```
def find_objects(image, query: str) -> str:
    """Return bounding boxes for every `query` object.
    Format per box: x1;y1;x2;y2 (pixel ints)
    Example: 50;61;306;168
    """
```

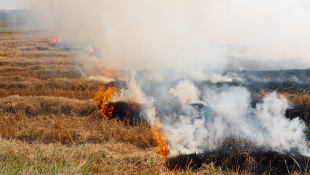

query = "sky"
0;0;23;10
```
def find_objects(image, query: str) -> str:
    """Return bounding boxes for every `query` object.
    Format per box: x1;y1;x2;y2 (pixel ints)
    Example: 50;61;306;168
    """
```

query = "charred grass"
166;138;310;174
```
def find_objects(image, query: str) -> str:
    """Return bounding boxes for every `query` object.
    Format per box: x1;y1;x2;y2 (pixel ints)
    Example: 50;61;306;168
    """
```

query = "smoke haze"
18;0;310;156
19;0;310;73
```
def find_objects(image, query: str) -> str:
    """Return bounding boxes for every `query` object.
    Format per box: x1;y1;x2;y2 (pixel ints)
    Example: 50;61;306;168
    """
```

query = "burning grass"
1;31;310;174
94;83;118;120
91;64;171;156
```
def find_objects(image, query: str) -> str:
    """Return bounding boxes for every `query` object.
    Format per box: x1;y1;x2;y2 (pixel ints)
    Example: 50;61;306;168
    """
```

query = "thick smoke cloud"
18;0;310;156
20;0;310;74
165;81;308;156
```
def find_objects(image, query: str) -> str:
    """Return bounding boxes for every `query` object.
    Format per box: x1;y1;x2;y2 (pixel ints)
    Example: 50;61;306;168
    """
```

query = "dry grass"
0;76;98;91
0;95;96;117
0;137;225;174
0;31;273;174
0;67;82;80
0;137;166;174
0;76;98;99
0;112;156;147
0;57;76;67
0;89;96;100
282;91;310;106
258;90;310;106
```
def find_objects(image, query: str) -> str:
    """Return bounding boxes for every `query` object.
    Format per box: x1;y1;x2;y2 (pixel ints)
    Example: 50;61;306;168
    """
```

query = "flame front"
49;36;57;44
92;62;169;155
49;31;61;44
92;63;125;120
128;100;140;110
92;64;125;80
94;83;117;120
151;116;170;156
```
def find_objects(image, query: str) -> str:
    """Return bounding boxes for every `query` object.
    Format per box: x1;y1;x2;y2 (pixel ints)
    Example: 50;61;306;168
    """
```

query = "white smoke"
210;72;243;83
165;82;309;156
169;79;200;103
17;0;310;156
19;0;310;74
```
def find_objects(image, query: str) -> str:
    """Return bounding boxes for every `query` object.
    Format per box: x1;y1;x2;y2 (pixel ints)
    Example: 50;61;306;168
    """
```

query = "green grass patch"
0;22;27;32
0;23;8;27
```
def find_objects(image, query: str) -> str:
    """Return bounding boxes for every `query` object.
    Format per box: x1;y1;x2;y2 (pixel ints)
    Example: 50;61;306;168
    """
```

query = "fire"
90;63;125;80
94;83;117;120
48;32;62;47
49;36;57;44
92;63;125;120
92;62;169;156
128;100;140;110
151;115;170;156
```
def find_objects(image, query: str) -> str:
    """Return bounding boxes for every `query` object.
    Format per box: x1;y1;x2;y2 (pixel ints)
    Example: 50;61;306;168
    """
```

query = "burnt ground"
238;69;310;84
166;149;308;174
106;101;147;125
129;68;310;173
166;137;309;174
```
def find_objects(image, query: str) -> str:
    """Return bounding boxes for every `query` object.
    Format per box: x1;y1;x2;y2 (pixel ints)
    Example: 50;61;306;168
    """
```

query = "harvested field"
1;30;310;174
0;31;224;174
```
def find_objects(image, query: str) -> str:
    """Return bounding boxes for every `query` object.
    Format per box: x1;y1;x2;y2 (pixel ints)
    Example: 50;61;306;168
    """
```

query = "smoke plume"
18;0;310;156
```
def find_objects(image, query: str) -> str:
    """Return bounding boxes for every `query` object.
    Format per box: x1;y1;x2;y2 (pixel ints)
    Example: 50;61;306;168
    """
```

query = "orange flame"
88;63;125;80
128;100;140;110
48;32;62;45
94;83;117;120
92;62;169;156
151;115;170;156
92;63;125;120
49;36;57;44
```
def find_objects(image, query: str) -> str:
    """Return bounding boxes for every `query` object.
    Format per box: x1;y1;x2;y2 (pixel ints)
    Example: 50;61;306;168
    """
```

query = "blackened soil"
245;82;310;94
103;101;147;125
167;150;308;174
239;68;310;84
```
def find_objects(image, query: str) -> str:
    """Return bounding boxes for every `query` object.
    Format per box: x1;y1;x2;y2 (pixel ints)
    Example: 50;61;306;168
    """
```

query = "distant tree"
0;11;8;20
0;9;30;21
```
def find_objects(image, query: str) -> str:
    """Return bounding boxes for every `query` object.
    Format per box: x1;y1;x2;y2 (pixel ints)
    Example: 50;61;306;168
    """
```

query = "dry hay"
0;95;97;117
0;112;157;147
0;76;98;91
2;31;308;174
0;137;169;174
0;57;76;67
